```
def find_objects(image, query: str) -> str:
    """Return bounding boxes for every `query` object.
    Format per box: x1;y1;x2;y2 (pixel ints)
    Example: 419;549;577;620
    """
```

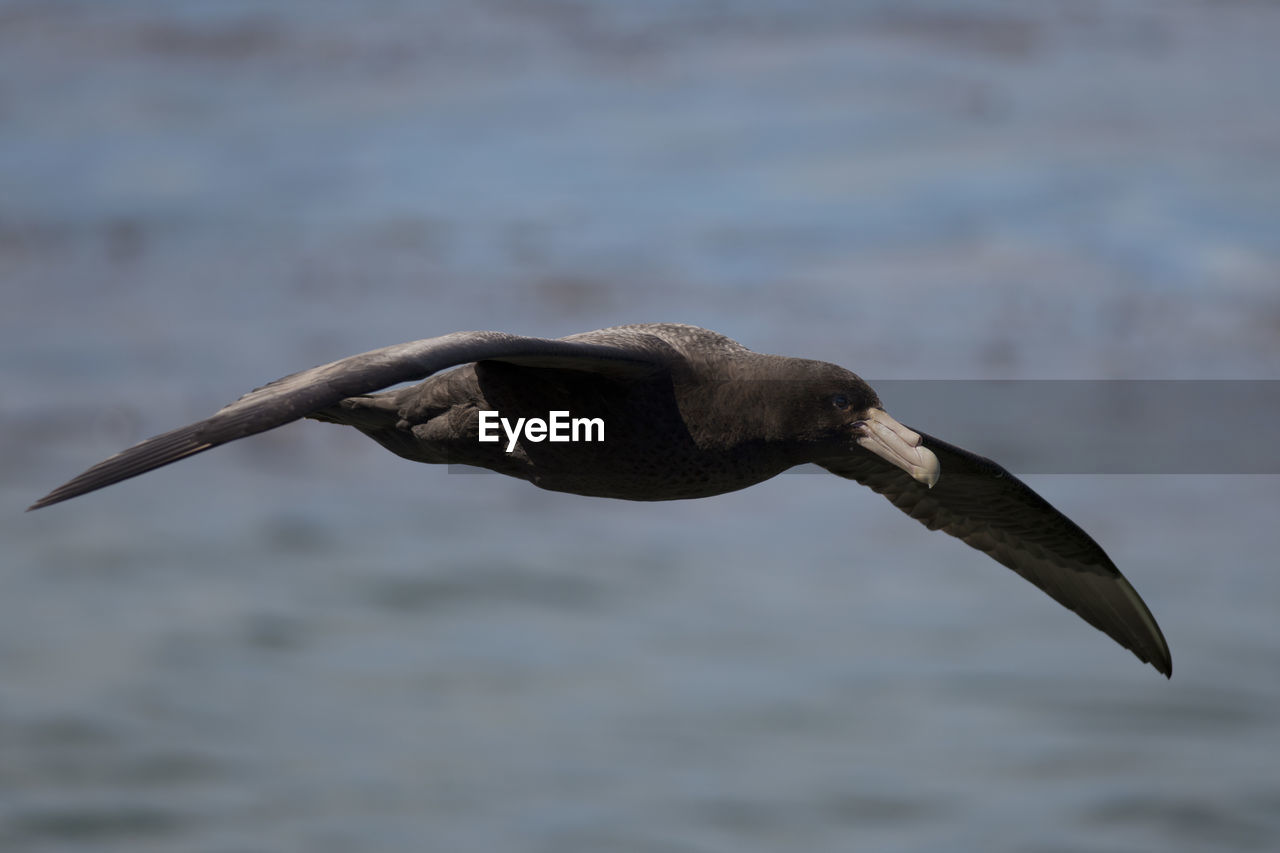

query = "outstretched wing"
821;430;1172;677
29;331;668;510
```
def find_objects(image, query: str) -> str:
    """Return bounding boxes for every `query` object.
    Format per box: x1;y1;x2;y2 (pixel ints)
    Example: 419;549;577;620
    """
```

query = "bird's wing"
29;331;669;510
820;430;1172;677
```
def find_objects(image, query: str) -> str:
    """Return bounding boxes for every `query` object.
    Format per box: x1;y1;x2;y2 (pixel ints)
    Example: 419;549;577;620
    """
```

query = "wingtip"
1140;645;1172;679
27;477;89;511
1146;617;1172;676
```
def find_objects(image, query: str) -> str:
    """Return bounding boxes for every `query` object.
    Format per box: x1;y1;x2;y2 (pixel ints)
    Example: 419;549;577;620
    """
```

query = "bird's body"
30;323;1172;677
314;324;872;500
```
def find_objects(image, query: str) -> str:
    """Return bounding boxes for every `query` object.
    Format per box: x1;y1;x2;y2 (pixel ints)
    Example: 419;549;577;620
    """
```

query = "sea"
3;2;1279;851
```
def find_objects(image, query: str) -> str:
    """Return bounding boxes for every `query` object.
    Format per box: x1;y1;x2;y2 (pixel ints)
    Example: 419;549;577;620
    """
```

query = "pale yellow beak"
853;408;940;488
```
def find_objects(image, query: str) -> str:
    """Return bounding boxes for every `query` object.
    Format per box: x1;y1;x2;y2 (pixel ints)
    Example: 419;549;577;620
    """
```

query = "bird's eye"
832;394;851;410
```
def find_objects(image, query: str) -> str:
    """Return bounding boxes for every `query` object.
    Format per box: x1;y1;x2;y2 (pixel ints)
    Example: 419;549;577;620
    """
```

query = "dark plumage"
29;323;1171;677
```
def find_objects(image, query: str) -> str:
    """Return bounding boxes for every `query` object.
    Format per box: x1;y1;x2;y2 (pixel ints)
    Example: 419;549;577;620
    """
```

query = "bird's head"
782;362;940;489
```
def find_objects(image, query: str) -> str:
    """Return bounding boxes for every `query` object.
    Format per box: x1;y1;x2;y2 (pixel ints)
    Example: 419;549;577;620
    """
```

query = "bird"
29;322;1171;677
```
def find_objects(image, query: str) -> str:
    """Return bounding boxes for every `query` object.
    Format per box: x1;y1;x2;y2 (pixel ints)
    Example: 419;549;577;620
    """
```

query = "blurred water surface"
3;1;1279;851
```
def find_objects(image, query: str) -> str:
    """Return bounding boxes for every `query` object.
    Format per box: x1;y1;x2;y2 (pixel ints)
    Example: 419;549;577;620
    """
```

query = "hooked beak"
853;408;940;488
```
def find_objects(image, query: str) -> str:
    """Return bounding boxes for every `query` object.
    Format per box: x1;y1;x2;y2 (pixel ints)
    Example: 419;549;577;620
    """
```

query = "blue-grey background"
3;2;1279;851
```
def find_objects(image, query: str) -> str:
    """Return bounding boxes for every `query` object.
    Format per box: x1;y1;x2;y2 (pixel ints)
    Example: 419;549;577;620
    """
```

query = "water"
4;1;1280;851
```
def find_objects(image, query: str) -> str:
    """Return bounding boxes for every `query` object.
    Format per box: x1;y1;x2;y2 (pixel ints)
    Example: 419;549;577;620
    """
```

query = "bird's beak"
853;408;940;488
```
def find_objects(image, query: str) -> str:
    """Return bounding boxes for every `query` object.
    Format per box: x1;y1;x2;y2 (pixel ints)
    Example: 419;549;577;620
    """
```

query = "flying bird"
30;323;1171;677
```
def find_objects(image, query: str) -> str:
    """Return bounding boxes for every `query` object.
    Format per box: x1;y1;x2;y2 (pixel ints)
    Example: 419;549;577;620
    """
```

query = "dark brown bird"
29;323;1171;677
